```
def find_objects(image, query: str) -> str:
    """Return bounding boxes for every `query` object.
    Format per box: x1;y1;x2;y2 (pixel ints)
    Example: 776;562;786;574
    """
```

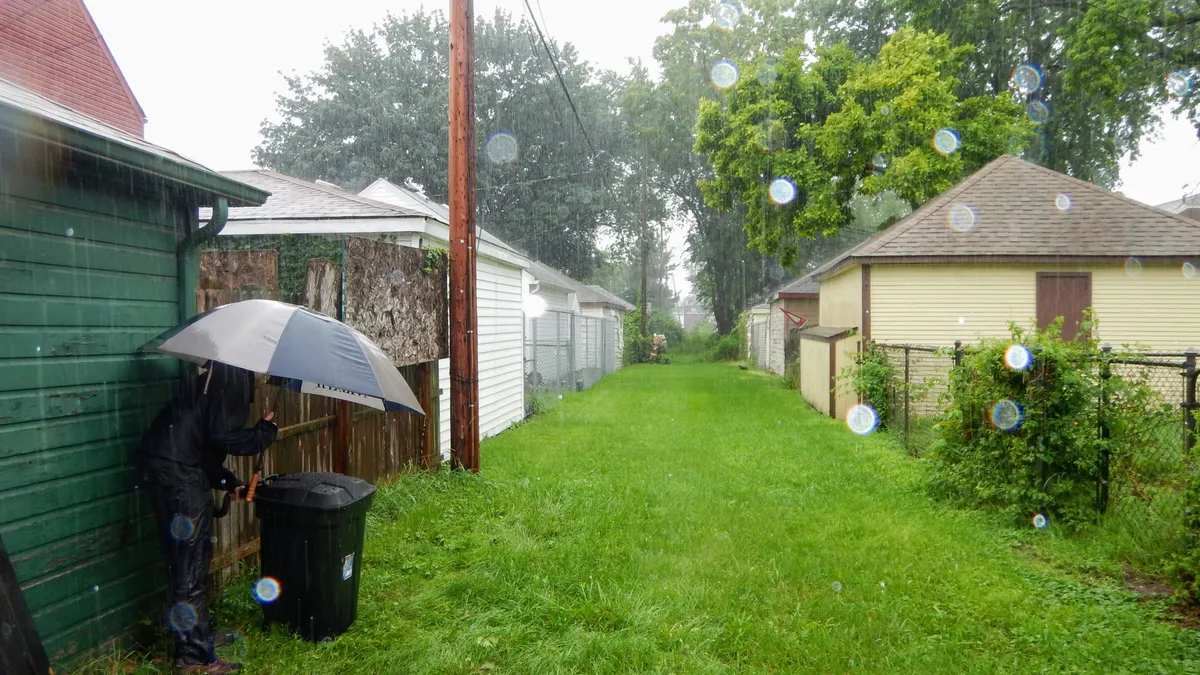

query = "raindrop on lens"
932;128;959;155
768;178;796;205
1004;344;1032;371
92;585;99;592
1125;257;1142;277
1055;193;1072;211
1032;513;1049;530
1168;70;1191;98
65;228;74;237
523;294;547;318
846;404;879;436
947;203;977;233
872;154;888;170
169;515;195;541
168;603;198;632
1184;262;1197;279
831;581;843;593
879;103;893;116
710;60;739;89
485;133;518;164
990;399;1023;431
958;317;966;325
253;577;281;604
1012;63;1043;94
1026;100;1050;125
712;1;741;30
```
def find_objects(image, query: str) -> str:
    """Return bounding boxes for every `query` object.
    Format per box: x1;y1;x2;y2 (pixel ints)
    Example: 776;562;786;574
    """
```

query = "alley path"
202;364;1199;674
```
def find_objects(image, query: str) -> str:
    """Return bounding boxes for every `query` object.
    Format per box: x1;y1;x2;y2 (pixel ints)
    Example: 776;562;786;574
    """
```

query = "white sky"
86;0;1200;299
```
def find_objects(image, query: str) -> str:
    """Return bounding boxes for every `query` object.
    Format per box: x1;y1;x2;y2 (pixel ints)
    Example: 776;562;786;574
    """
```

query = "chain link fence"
525;310;620;403
871;341;1198;540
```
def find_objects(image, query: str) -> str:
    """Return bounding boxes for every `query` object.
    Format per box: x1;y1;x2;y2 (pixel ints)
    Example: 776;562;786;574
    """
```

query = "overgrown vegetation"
846;344;894;428
929;320;1177;532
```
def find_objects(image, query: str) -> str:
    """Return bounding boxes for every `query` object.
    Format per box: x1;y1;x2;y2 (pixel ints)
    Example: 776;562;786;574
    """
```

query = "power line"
520;0;599;160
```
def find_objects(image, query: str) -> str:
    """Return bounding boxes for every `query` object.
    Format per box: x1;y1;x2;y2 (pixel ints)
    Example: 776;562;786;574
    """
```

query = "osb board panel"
344;236;447;366
304;258;341;319
199;249;277;291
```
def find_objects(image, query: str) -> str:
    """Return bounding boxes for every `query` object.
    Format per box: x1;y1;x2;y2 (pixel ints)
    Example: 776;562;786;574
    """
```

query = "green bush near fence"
846;344;894;429
927;319;1176;532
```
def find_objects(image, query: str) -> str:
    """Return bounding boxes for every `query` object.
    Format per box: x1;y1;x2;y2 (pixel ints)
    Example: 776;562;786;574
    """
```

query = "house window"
1036;272;1092;341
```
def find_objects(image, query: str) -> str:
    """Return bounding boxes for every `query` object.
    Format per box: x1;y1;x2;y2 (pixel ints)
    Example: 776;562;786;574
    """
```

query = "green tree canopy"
695;28;1029;264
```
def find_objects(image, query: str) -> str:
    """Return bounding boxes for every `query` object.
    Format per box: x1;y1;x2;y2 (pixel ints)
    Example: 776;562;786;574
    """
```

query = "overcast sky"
87;0;1200;297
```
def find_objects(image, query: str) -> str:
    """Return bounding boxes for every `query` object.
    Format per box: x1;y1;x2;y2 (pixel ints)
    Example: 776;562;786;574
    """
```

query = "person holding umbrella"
139;361;278;674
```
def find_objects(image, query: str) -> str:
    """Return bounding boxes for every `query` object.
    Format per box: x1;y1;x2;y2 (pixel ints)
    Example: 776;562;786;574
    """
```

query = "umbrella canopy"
145;299;424;415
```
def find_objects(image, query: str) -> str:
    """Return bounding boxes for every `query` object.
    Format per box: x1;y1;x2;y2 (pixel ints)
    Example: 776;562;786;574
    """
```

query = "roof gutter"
177;198;228;323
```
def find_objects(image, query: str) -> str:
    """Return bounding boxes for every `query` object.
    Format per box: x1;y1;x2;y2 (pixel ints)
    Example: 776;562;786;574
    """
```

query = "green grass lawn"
88;363;1199;674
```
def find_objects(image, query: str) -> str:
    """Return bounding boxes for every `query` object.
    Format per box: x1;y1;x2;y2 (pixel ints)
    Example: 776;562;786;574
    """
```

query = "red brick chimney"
0;0;146;136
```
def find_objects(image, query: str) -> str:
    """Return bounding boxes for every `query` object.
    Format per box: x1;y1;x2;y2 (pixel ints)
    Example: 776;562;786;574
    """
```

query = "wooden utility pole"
639;175;649;337
448;0;480;472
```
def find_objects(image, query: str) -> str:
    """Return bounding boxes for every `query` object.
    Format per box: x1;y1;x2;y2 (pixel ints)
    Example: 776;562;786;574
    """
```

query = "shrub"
709;334;742;361
847;345;893;427
783;359;801;389
648;310;684;350
928;319;1175;530
679;320;717;356
622;311;651;364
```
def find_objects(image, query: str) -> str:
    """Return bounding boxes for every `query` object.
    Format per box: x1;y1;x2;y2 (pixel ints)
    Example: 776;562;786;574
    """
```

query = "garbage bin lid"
255;472;376;511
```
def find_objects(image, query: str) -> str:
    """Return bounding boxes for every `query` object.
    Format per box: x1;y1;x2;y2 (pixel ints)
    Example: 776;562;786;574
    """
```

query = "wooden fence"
196;250;440;581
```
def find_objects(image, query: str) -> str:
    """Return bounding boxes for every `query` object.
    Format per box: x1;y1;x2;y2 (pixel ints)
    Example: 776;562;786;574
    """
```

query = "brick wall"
0;0;144;136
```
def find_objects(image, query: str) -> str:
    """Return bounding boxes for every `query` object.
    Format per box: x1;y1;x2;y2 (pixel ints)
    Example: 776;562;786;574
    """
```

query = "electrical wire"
520;0;599;160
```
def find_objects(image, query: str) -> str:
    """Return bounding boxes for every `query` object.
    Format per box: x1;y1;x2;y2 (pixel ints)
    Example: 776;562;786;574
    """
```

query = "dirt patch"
1124;567;1173;597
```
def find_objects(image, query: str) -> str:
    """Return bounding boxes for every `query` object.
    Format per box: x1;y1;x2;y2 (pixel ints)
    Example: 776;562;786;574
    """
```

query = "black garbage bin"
254;472;376;642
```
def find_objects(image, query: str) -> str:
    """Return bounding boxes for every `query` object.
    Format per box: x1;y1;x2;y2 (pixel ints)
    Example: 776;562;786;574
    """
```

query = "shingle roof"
210;171;425;220
580;284;635;311
817;155;1200;278
0;77;265;206
357;177;518;254
772;272;820;299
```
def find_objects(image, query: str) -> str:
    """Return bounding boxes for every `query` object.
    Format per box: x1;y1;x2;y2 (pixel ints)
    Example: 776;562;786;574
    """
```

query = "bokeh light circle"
523;294;547;318
168;603;198;632
831;581;843;593
846;404;879;436
933;128;960;155
1004;344;1032;371
1055;193;1072;211
1027;100;1050;125
1032;513;1049;530
768;177;796;205
713;1;741;29
253;577;282;605
1184;262;1197;279
872;154;888;170
711;60;739;89
1168;70;1192;98
169;515;195;541
1125;257;1143;277
947;204;977;233
1013;64;1043;94
485;133;519;164
757;60;778;85
990;399;1024;432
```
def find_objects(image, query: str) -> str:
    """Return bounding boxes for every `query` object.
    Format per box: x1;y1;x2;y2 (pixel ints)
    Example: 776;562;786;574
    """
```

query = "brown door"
1036;272;1091;341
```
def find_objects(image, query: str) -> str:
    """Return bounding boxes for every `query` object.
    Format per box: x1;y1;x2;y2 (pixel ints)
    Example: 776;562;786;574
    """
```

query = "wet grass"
81;363;1199;674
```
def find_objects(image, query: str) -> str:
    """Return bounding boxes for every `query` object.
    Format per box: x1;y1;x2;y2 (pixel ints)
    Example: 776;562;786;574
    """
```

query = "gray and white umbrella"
145;299;424;415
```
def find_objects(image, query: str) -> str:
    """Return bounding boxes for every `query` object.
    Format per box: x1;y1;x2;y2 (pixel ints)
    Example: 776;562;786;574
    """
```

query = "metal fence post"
904;346;911;453
531;317;539;392
569;313;578;390
1184;347;1198;454
1098;343;1112;514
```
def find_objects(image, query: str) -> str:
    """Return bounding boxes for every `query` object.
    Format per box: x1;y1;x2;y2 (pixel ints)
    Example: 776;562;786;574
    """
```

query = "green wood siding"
0;135;192;664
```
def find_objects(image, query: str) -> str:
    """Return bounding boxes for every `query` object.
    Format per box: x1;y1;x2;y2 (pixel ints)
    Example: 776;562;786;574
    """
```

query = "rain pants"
139;362;277;665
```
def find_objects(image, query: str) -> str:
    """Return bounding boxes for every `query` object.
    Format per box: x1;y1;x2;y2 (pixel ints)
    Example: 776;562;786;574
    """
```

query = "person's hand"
264;412;276;423
233;485;247;502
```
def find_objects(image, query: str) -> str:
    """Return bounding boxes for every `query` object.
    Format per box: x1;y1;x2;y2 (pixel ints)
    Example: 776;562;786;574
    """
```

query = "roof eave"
0;104;267;207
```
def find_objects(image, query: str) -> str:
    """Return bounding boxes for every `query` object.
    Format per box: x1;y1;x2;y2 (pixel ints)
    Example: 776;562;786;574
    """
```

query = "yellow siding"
834;336;861;420
799;338;830;416
819;265;861;329
1092;265;1200;351
871;263;1200;351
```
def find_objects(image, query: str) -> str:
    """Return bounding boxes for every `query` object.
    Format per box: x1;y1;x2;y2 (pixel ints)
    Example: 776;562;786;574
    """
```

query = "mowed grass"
97;363;1199;674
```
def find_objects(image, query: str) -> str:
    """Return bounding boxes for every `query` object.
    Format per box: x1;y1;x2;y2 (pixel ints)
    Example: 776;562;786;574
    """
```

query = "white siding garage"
359;179;529;459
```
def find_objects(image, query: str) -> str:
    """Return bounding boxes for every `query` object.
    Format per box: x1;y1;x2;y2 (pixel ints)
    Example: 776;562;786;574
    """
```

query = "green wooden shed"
0;78;268;664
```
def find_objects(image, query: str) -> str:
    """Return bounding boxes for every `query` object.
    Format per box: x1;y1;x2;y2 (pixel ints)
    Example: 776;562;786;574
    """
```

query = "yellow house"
798;154;1200;419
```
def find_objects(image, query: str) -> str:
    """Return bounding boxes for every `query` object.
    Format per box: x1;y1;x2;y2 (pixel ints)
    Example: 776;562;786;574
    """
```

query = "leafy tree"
649;0;809;332
810;0;1200;186
254;9;623;279
695;28;1029;263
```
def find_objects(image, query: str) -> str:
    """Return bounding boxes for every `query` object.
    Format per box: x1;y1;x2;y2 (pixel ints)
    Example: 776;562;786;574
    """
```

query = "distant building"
673;304;713;331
